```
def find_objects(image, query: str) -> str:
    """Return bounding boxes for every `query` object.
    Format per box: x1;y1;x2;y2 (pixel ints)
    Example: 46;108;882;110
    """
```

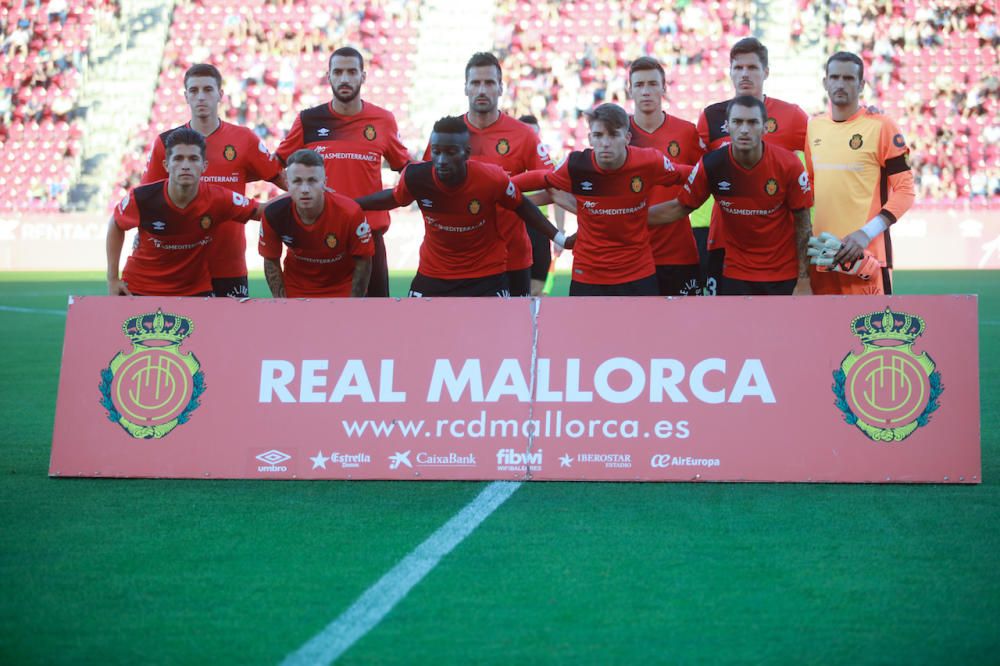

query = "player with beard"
627;56;705;296
359;116;567;298
277;46;411;298
650;97;813;296
108;128;263;297
695;38;809;295
141;63;284;298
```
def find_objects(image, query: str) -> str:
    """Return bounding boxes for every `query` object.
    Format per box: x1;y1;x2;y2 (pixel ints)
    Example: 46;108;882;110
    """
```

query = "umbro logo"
317;128;330;137
718;181;732;191
580;181;593;191
420;198;433;207
151;221;166;231
389;451;412;469
281;235;294;244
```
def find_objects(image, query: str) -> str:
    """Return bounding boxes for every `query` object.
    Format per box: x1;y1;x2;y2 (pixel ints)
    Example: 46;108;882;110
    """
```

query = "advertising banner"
50;295;980;483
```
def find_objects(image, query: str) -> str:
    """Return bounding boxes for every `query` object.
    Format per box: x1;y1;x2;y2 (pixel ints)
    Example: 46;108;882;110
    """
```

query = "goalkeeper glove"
807;232;884;280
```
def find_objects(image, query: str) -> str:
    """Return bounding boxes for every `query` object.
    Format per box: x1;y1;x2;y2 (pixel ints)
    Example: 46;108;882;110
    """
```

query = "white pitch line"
281;480;522;666
0;305;66;316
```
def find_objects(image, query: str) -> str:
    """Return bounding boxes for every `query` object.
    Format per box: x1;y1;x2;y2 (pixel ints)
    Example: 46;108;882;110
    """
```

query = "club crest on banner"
832;307;943;442
99;309;205;439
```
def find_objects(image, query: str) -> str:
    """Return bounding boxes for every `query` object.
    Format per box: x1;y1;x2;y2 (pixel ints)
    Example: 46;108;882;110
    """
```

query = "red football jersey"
258;191;374;297
697;96;809;250
393;161;523;280
277;101;410;234
528;146;688;285
629;113;705;265
114;181;257;296
678;143;813;281
142;120;280;278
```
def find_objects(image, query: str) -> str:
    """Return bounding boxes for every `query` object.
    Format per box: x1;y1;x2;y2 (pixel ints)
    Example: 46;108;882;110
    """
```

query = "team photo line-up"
105;37;914;300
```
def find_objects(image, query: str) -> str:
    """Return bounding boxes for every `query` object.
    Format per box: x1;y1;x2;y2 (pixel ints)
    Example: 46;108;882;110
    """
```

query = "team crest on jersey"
363;124;377;141
630;176;644;193
468;199;482;215
325;233;338;249
766;117;778;133
98;309;205;439
667;141;681;158
764;178;779;196
223;145;237;161
849;134;864;150
199;215;212;230
833;307;943;443
496;138;511;155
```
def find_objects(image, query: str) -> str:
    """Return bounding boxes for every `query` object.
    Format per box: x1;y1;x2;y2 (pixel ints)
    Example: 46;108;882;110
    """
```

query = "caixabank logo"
99;309;205;439
833;307;943;442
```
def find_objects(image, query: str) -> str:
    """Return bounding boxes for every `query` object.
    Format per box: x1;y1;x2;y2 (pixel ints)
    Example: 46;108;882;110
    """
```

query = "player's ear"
360;69;367;86
763;66;770;81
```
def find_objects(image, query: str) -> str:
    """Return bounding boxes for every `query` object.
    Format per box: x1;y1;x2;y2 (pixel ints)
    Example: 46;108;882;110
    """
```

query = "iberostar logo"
833;307;943;442
99;309;205;439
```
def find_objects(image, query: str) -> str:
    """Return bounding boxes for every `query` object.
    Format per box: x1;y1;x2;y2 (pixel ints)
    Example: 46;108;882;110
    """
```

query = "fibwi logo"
99;309;204;439
496;448;542;472
833;307;943;442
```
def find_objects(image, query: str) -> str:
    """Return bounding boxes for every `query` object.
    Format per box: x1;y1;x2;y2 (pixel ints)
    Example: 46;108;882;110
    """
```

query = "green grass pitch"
0;271;997;664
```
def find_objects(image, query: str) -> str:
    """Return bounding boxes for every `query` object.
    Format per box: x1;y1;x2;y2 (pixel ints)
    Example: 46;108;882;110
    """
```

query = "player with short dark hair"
517;114;566;296
695;38;809;295
141;63;285;298
424;52;555;297
359;116;566;298
277;46;411;298
650;97;813;296
258;148;373;298
108;128;262;297
805;51;914;295
627;56;705;296
514;103;690;297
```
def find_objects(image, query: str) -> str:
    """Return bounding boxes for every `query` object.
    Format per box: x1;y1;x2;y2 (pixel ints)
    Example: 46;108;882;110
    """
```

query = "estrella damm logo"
223;144;237;161
832;307;943;442
496;138;510;155
325;232;338;249
468;199;482;215
849;134;864;150
766;117;778;133
630;176;643;193
199;215;212;230
667;141;681;158
99;309;205;439
363;124;377;141
764;178;779;196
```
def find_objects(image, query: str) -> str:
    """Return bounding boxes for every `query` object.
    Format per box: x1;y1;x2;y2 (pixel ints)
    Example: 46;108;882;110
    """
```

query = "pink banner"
50;295;980;483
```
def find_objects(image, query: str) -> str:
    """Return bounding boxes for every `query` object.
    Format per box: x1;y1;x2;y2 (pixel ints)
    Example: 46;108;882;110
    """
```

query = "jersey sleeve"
113;189;141;230
275;114;305;165
218;188;258;224
257;210;283;260
526;134;555;171
804;123;816;190
347;205;375;258
785;158;814;211
245;135;282;183
391;166;416;206
695;110;710;151
677;158;710;209
687;124;707;163
495;171;523;211
512;169;550;192
877;116;915;224
650;151;689;187
139;137;167;185
382;116;411;170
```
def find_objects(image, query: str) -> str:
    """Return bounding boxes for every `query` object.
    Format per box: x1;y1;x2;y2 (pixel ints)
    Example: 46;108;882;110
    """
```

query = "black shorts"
701;247;724;296
211;276;248;298
569;274;658;296
409;271;510;297
366;229;389;298
506;268;531;297
655;264;701;296
718;275;797;296
526;224;552;281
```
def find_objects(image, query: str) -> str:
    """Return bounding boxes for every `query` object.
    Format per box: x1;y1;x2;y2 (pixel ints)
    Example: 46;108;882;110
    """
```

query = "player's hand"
563;233;576;251
109;278;132;296
552;242;563;258
793;276;812;295
807;232;842;267
833;230;870;266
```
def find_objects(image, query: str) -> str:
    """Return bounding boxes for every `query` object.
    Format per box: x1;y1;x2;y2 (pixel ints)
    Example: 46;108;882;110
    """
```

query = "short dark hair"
726;95;767;122
465;52;502;83
730;37;768;69
518;114;539;126
825;51;865;81
432;115;470;135
628;56;665;83
285;149;325;169
164;127;206;159
584;103;630;133
329;46;364;71
183;63;222;89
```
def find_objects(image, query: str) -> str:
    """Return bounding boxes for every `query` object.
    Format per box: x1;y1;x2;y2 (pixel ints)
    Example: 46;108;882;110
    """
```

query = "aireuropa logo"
99;309;204;439
256;449;291;472
496;448;543;472
650;454;720;468
389;451;412;469
834;307;943;442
